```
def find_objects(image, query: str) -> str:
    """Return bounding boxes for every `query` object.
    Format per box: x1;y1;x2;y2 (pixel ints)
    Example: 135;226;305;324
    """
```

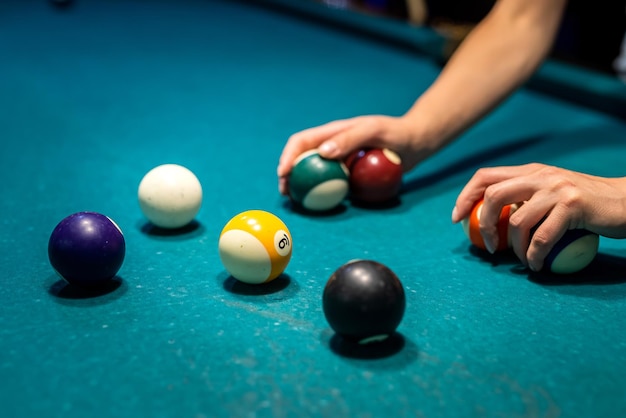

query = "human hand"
451;163;626;271
277;115;432;195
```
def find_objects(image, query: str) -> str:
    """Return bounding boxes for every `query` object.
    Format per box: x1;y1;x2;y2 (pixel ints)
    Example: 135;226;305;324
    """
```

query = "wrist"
400;108;453;162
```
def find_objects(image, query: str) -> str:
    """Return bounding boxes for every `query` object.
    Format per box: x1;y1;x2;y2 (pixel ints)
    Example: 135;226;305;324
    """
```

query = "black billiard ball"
48;211;125;287
323;259;406;344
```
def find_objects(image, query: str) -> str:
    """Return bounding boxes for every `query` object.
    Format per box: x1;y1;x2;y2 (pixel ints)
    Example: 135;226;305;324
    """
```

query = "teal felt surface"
1;1;626;417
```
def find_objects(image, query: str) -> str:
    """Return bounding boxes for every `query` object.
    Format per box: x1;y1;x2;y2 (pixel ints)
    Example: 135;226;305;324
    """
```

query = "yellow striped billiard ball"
218;210;293;284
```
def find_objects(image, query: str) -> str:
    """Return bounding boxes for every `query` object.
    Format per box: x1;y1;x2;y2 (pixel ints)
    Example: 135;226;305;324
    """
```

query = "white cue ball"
138;164;203;229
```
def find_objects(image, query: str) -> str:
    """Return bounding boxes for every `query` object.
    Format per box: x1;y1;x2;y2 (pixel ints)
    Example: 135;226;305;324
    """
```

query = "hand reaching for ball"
452;163;626;271
277;115;440;195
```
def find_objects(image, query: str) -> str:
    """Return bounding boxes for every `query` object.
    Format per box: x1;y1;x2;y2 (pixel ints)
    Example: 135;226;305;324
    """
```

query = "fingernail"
484;238;496;254
278;178;287;196
451;206;458;223
319;141;338;157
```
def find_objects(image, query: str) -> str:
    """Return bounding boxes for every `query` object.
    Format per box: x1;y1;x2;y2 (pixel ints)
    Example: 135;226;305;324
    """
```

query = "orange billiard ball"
461;199;519;251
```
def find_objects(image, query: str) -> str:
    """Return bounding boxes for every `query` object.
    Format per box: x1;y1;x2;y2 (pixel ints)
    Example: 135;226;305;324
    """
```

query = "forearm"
404;0;568;152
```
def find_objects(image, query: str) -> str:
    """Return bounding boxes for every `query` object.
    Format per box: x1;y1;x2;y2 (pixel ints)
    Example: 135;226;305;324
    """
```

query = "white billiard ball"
138;164;202;229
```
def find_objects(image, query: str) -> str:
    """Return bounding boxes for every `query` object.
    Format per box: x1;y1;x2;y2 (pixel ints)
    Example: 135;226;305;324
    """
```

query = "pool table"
2;1;626;417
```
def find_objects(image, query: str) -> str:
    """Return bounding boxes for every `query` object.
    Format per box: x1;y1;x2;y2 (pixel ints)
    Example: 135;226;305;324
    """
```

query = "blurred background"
316;0;626;79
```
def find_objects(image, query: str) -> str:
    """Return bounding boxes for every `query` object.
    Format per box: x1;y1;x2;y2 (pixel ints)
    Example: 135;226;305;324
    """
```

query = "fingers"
454;163;592;272
277;119;357;195
278;176;289;196
477;168;547;253
277;119;356;179
317;117;391;160
523;204;570;272
277;116;398;195
452;163;542;223
507;194;558;268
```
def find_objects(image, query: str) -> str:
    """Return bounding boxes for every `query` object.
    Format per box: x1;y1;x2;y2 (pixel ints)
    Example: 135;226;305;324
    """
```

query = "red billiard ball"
344;148;402;203
48;212;126;287
461;199;518;252
323;260;405;344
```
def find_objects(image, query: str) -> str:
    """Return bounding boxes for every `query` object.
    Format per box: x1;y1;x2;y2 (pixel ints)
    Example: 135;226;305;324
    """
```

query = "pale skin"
276;0;626;270
278;0;569;186
453;164;626;271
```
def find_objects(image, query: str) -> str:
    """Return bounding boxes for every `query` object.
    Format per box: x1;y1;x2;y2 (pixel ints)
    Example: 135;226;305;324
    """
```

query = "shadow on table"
138;219;205;241
468;246;626;297
282;199;349;217
321;329;419;368
220;273;300;302
528;253;626;285
282;188;405;216
47;275;127;305
329;332;406;358
349;196;402;211
403;123;626;205
401;136;544;196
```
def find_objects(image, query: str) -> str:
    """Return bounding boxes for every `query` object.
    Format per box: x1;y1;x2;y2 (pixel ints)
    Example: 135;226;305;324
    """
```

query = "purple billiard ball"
543;229;599;274
48;212;125;287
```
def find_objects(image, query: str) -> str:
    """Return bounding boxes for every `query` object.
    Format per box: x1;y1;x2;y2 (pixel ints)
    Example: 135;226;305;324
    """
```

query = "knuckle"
530;230;551;250
538;164;559;177
482;184;505;203
526;162;544;170
473;167;491;182
560;187;583;208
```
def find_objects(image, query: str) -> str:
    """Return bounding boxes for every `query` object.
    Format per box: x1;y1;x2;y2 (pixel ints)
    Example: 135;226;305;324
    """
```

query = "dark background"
320;0;626;76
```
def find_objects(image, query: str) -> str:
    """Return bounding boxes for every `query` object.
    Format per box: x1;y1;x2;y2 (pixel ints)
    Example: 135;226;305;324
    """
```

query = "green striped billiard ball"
288;150;349;211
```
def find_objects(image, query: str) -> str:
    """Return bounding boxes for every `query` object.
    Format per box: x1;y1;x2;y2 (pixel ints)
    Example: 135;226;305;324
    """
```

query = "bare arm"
452;164;626;271
403;0;569;154
277;0;568;193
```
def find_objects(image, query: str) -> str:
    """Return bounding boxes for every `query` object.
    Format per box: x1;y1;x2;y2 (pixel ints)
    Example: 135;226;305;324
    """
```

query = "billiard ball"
48;212;125;287
288;150;349;211
344;148;402;203
218;210;293;284
323;260;405;344
543;229;599;274
461;199;519;251
138;164;202;229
